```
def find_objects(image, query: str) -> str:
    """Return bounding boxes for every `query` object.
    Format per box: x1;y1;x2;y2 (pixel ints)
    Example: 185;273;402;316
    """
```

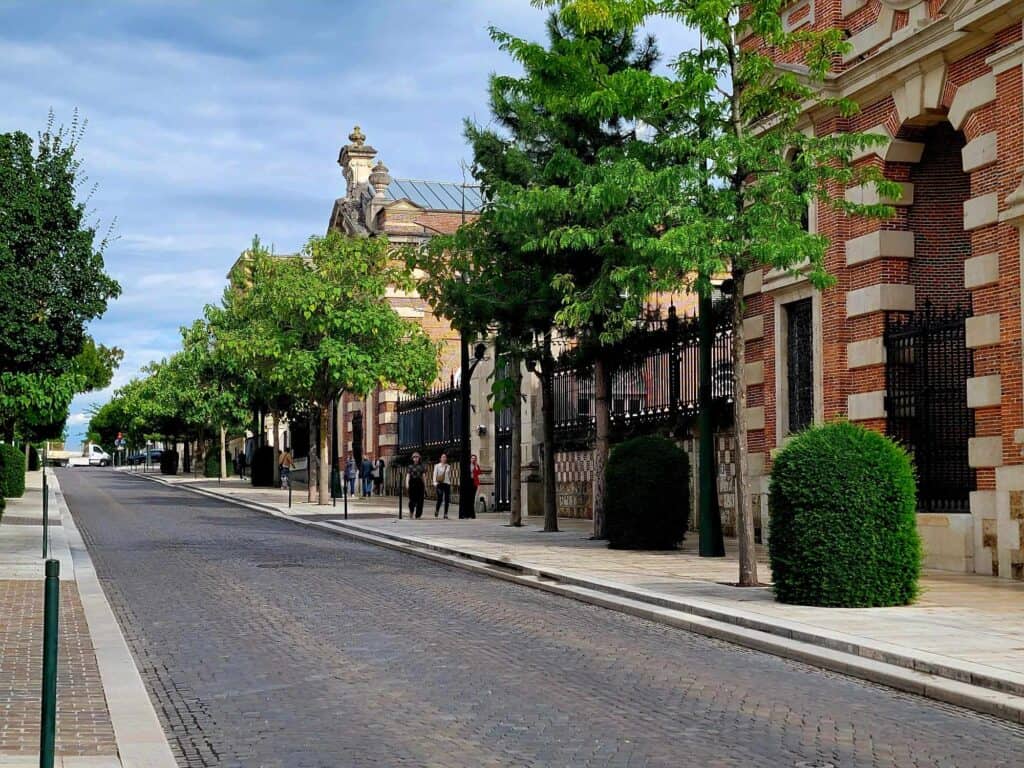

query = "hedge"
0;443;26;498
768;421;921;607
606;435;689;550
204;448;232;478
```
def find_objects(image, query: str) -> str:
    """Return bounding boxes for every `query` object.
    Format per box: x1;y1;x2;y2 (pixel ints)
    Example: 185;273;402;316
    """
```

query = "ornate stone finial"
369;160;391;196
348;125;366;147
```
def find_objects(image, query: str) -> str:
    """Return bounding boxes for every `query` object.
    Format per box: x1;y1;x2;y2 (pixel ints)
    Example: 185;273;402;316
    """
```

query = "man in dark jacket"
360;454;374;497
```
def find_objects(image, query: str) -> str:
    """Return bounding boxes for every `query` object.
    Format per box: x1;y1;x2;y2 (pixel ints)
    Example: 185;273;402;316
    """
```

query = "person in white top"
433;452;452;519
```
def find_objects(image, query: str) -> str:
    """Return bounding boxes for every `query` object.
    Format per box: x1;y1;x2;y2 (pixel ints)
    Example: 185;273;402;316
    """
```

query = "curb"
54;472;178;768
131;472;1024;726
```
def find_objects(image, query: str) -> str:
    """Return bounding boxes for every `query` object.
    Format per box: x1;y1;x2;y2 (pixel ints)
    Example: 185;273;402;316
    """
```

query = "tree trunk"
219;425;227;480
271;410;281;487
509;356;523;527
731;270;759;586
540;332;558;533
308;411;318;504
317;404;331;506
592;354;610;539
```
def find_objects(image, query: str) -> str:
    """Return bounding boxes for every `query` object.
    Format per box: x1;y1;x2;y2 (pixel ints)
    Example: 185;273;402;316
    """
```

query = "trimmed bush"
606;435;689;550
768;421;921;607
0;444;27;498
251;445;275;487
203;448;232;478
160;449;180;475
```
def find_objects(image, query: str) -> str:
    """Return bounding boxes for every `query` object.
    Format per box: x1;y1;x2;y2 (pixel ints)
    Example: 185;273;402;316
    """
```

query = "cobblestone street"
58;469;1024;768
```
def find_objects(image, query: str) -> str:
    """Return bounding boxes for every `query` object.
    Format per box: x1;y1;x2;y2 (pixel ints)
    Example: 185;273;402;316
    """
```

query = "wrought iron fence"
397;380;463;455
553;307;734;446
398;305;734;456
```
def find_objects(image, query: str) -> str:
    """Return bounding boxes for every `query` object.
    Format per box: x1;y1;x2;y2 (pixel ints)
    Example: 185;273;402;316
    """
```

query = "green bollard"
40;559;59;768
42;471;48;559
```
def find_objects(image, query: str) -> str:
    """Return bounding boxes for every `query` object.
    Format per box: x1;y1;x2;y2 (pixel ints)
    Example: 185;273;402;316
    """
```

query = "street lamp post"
458;338;488;519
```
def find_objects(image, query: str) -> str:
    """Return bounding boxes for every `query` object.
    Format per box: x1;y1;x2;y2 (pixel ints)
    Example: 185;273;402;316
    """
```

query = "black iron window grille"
786;298;814;434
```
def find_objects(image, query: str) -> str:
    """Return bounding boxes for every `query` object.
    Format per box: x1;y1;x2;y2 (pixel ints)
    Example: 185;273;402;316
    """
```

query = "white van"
68;443;112;467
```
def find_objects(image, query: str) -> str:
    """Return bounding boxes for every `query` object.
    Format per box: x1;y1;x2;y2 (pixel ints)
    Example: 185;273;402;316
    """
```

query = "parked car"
127;449;163;466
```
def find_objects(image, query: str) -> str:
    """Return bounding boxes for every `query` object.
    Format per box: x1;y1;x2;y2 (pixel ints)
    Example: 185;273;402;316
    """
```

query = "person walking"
407;452;426;519
361;453;374;498
279;448;294;489
433;452;452;519
344;454;356;496
237;450;247;480
374;456;386;496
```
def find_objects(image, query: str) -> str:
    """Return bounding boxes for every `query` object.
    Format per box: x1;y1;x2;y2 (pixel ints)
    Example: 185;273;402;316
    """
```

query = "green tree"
539;0;896;584
419;14;660;532
217;231;438;504
0;112;120;443
73;337;124;393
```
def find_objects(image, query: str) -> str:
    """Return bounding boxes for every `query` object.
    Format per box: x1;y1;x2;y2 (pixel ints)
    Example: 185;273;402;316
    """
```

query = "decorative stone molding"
967;374;1002;409
742;314;764;341
846;230;915;266
891;62;947;124
965;312;1000;348
964;252;1000;290
847;337;886;369
745;406;766;431
968;436;1003;468
886;139;926;163
963;193;999;231
970;489;998;576
845;182;914;206
781;0;814;32
747;451;766;478
846;284;915;318
743;270;763;297
948;73;996;130
848;390;886;421
841;0;868;16
843;6;896;64
744;360;765;386
377;433;398;447
961;132;998;173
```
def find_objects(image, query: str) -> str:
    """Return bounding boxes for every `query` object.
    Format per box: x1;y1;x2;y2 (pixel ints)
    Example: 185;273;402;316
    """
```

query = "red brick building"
744;1;1024;578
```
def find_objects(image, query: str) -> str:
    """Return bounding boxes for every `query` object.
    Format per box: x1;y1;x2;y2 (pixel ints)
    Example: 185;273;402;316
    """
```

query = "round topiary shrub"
160;449;180;475
768;421;921;607
204;448;232;478
0;443;27;498
606;435;689;550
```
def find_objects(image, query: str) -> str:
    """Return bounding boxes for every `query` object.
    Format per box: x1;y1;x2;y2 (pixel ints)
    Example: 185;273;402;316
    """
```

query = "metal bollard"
40;559;59;768
288;480;292;509
42;471;48;559
398;473;403;520
343;475;348;520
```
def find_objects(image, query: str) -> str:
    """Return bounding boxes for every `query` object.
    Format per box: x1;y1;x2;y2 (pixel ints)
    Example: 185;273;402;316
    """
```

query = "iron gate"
884;305;974;513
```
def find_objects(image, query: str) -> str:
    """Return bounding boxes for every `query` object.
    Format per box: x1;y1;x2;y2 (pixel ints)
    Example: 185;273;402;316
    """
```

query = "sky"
0;1;698;449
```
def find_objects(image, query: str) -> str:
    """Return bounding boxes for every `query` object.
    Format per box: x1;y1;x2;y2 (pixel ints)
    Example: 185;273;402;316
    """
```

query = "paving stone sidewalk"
0;470;117;767
151;473;1024;710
